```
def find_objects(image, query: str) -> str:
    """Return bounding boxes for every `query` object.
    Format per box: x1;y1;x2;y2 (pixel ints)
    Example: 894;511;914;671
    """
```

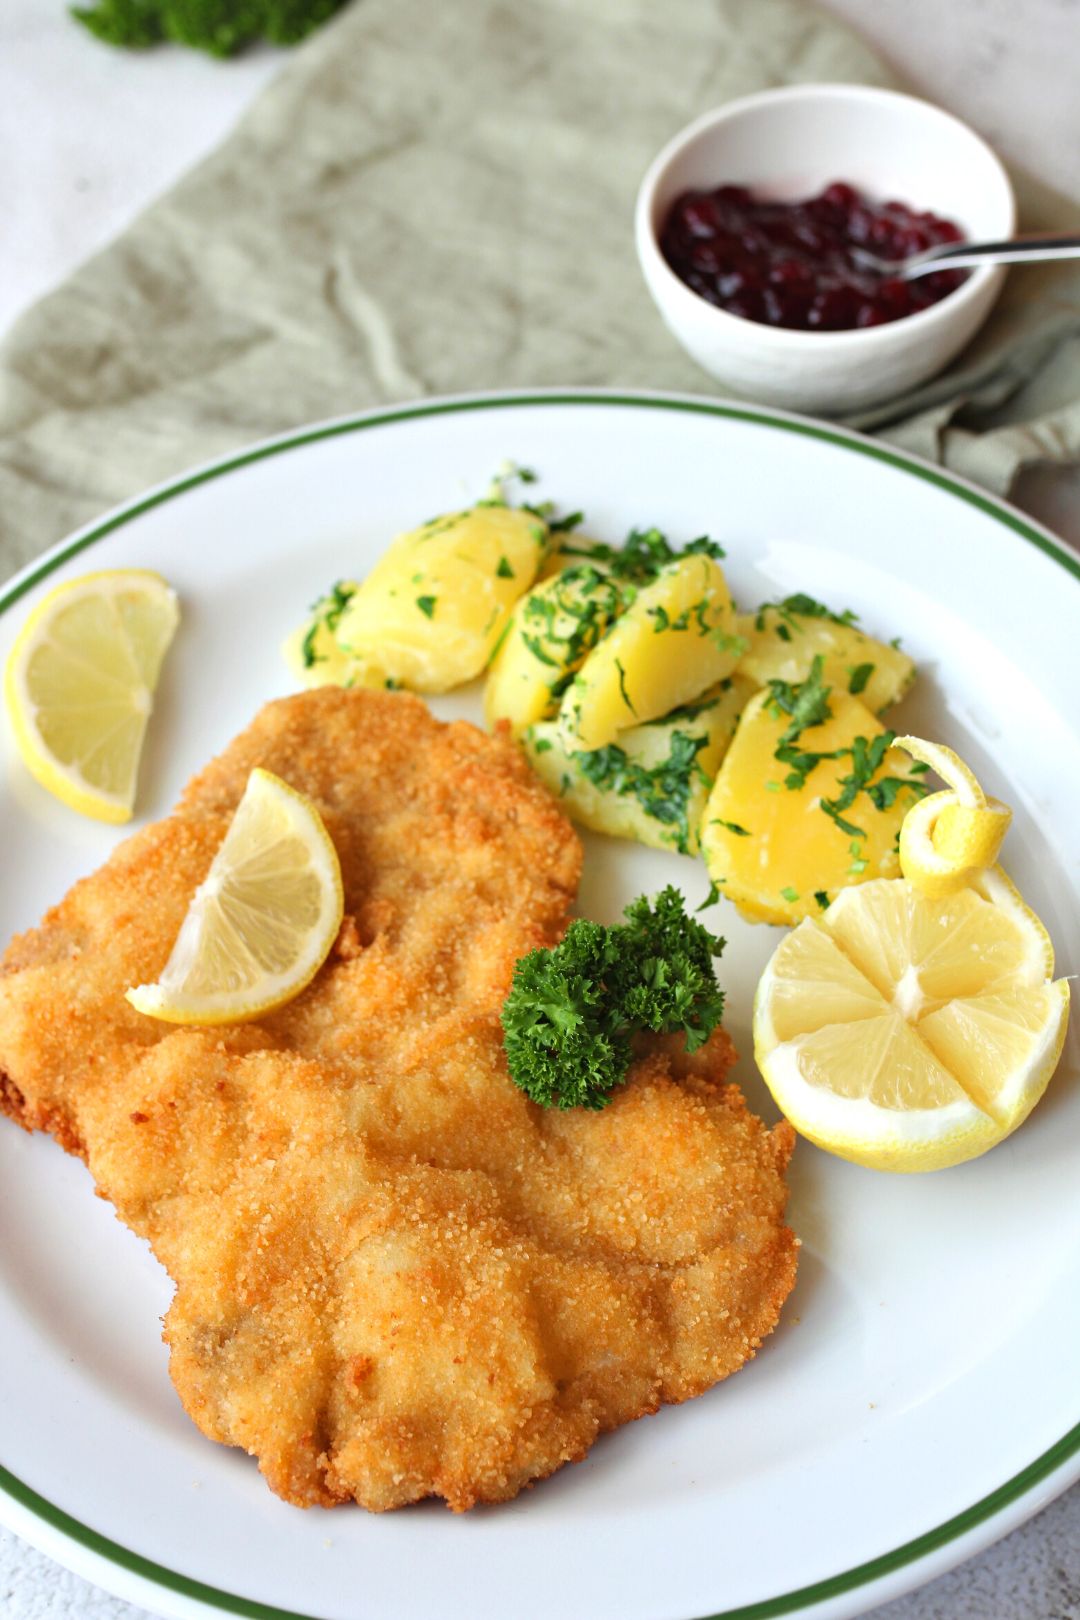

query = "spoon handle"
905;233;1080;278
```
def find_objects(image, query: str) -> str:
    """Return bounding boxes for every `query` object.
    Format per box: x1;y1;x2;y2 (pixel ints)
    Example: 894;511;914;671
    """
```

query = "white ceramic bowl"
635;84;1016;414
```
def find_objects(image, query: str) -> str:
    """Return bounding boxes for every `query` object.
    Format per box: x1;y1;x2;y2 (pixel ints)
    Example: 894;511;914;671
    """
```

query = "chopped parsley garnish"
300;581;355;668
415;595;437;619
518;564;624;698
754;593;859;633
300;623;320;669
819;730;930;837
576;728;709;855
614;658;636;715
767;656;834;745
501;888;726;1109
766;663;929;836
711;818;751;837
496;556;515;579
848;662;875;696
547;510;585;535
766;656;843;791
697;878;725;911
558;525;725;584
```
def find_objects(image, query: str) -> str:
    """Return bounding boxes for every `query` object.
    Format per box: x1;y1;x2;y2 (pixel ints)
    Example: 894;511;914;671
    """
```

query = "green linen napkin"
1;0;1078;579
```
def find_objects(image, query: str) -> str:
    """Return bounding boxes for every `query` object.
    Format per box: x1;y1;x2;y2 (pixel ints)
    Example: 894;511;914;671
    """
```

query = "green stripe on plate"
2;391;1078;1620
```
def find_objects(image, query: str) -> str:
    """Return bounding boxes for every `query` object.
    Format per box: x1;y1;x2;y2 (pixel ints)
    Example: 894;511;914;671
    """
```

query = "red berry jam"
660;181;967;330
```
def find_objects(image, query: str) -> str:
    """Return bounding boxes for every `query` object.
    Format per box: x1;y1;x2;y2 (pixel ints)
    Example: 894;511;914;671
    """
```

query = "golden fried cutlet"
0;688;797;1512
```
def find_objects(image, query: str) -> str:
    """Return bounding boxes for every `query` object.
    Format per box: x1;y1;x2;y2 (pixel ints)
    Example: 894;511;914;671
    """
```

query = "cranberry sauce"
660;181;967;331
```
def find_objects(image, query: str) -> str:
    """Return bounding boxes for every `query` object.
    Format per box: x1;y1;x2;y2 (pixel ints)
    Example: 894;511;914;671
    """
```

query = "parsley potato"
283;581;360;688
556;555;742;752
525;677;754;856
736;600;915;715
701;686;926;927
312;504;548;693
485;563;625;736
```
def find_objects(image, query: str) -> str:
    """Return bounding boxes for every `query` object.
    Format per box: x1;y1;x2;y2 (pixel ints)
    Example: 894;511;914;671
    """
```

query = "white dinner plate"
0;391;1078;1620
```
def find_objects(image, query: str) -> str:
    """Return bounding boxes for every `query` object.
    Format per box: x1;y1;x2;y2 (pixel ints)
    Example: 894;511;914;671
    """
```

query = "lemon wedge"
127;768;344;1025
754;737;1069;1172
4;569;180;823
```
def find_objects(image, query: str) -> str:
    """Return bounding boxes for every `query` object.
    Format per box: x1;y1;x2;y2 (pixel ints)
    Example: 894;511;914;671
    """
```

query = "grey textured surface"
0;2;1078;1618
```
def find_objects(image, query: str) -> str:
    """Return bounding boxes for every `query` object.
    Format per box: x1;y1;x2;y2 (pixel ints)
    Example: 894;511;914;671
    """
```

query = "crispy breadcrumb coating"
0;689;796;1511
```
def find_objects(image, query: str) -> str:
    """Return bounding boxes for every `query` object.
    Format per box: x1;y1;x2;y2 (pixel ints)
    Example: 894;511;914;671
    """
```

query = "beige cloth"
1;0;1078;577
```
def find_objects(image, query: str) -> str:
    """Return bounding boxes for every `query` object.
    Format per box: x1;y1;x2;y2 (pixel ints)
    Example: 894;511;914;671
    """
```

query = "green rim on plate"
1;391;1078;1620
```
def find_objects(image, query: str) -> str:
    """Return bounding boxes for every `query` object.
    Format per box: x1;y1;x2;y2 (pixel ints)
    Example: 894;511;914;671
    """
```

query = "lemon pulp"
127;768;344;1025
4;569;180;823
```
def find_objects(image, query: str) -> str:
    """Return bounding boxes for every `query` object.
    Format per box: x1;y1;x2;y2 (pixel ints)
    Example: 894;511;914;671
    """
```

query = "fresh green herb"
754;593;859;633
521;633;560;667
501;888;726;1109
415;595;437;620
711;818;751;837
559;526;724;584
518;565;623;698
820;801;865;838
697;878;725;911
70;0;348;54
614;658;636;715
817;730;930;838
547;510;585;535
780;887;800;904
576;729;710;855
848;662;875;696
496;556;515;580
814;890;831;910
300;622;320;670
647;603;689;634
767;656;834;746
300;581;355;667
484;617;514;670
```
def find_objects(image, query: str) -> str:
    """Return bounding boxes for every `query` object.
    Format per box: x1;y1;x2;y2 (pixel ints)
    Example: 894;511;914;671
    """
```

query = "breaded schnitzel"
0;689;796;1511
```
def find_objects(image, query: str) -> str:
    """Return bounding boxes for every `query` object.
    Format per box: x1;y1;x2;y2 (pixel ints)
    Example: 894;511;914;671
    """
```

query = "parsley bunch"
501;888;726;1110
71;0;348;55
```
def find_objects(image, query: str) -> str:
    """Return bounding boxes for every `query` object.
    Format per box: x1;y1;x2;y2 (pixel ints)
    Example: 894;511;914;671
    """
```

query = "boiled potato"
737;601;915;715
485;563;625;735
283;581;362;688
525;676;754;855
556;554;742;752
701;686;926;927
327;504;547;693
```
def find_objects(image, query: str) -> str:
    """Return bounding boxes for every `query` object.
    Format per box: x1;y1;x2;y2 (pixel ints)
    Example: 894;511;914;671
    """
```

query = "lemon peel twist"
896;736;1012;897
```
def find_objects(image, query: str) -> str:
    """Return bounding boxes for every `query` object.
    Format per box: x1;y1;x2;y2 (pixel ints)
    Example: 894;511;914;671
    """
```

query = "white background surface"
1;3;1079;1619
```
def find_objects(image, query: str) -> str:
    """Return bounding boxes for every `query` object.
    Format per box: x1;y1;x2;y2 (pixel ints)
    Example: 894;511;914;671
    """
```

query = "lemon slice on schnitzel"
127;768;344;1025
754;737;1069;1173
5;569;180;823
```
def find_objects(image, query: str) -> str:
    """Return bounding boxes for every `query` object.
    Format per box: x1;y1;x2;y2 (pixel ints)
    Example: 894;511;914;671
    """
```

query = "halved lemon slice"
754;874;1069;1172
127;768;344;1025
4;569;180;823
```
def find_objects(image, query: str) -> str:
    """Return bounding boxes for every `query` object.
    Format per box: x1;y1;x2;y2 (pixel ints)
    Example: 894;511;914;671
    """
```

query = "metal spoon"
850;232;1080;280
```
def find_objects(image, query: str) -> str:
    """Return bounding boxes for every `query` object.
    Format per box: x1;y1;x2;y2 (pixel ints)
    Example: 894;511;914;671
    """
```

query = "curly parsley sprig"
501;888;726;1110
